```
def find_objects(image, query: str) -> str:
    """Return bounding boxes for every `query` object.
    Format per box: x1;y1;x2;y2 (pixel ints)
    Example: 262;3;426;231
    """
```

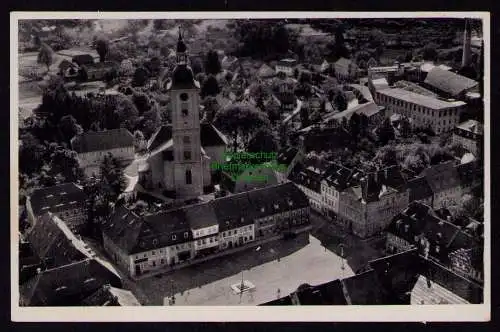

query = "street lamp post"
338;243;345;278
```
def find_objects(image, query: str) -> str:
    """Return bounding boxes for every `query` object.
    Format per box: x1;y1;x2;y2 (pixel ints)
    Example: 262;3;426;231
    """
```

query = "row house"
288;162;326;212
385;201;482;284
103;182;310;277
102;206;195;277
184;203;220;257
421;160;462;209
338;166;409;238
26;183;87;232
274;144;305;184
213;190;258;245
71;128;135;178
320;164;364;220
375;88;467;134
452;120;483;156
248;182;310;238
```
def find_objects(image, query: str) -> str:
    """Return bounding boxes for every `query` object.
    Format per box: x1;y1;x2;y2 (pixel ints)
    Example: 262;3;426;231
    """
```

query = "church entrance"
135;265;141;276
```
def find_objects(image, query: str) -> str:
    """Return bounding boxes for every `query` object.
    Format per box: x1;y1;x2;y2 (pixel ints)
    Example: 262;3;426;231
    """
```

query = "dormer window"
172;234;177;240
274;204;279;210
261;207;265;213
184;232;189;239
153;239;159;246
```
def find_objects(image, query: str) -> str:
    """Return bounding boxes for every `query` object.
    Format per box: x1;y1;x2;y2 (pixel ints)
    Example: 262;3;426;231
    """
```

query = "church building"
138;31;228;200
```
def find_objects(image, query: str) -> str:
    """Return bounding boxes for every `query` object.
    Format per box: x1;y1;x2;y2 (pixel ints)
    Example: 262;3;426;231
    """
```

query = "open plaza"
128;233;354;305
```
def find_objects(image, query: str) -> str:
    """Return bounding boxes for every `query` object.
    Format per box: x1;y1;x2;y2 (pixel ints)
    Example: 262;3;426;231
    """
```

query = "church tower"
167;29;203;199
462;18;472;68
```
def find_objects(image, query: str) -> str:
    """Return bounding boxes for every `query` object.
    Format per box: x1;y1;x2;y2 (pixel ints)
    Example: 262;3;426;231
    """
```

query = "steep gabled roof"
27;212;87;269
20;258;122;306
28;183;86;218
184;202;218;230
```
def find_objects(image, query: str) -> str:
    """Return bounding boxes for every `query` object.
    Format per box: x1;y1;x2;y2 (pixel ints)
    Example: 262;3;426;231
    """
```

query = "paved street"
309;211;387;273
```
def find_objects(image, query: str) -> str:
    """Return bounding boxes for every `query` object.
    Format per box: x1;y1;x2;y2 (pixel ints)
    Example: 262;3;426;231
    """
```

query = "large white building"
71;128;135;178
375;88;467;134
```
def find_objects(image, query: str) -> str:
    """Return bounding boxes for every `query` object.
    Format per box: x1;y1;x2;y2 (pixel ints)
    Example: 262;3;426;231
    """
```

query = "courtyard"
130;233;355;306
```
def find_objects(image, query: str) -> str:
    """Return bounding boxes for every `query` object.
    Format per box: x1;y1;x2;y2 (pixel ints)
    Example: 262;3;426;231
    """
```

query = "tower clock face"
180;93;189;101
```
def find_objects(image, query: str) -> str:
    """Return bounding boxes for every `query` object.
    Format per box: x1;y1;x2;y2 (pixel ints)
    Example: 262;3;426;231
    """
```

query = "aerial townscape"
17;18;484;307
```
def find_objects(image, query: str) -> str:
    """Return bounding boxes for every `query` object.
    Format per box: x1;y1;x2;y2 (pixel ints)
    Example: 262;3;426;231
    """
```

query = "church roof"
147;124;227;153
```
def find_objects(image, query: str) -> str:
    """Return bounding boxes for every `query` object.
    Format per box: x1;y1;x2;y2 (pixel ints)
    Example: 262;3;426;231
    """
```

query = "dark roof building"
421;161;461;195
27;183;86;220
424;67;479;97
407;176;434;203
20;258;122;306
184;202;219;230
102;206;192;255
386;201;481;264
71;128;134;154
26;212;88;270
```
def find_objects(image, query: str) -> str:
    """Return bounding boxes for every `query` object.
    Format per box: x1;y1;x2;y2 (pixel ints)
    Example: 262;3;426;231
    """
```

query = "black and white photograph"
11;12;490;321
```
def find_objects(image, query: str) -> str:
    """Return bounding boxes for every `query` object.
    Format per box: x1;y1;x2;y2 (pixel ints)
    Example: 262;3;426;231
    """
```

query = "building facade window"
183;136;191;144
184;150;192;160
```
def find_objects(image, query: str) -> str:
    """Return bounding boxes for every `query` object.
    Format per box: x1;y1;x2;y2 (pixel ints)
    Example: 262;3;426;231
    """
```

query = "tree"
333;90;348;112
205;50;221;75
399;116;412;138
214;103;271;151
247;128;278;154
377;117;396;145
95;37;110;63
132;67;149;87
58;115;83;143
201;75;220;98
374;144;398;167
19;133;46;176
421;43;439;62
142;105;162;138
273;24;290;54
133;130;146;152
114;95;140;131
132;93;151;114
37;43;53;72
191;58;204;75
49;146;85;183
99;153;126;201
348;113;361;138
